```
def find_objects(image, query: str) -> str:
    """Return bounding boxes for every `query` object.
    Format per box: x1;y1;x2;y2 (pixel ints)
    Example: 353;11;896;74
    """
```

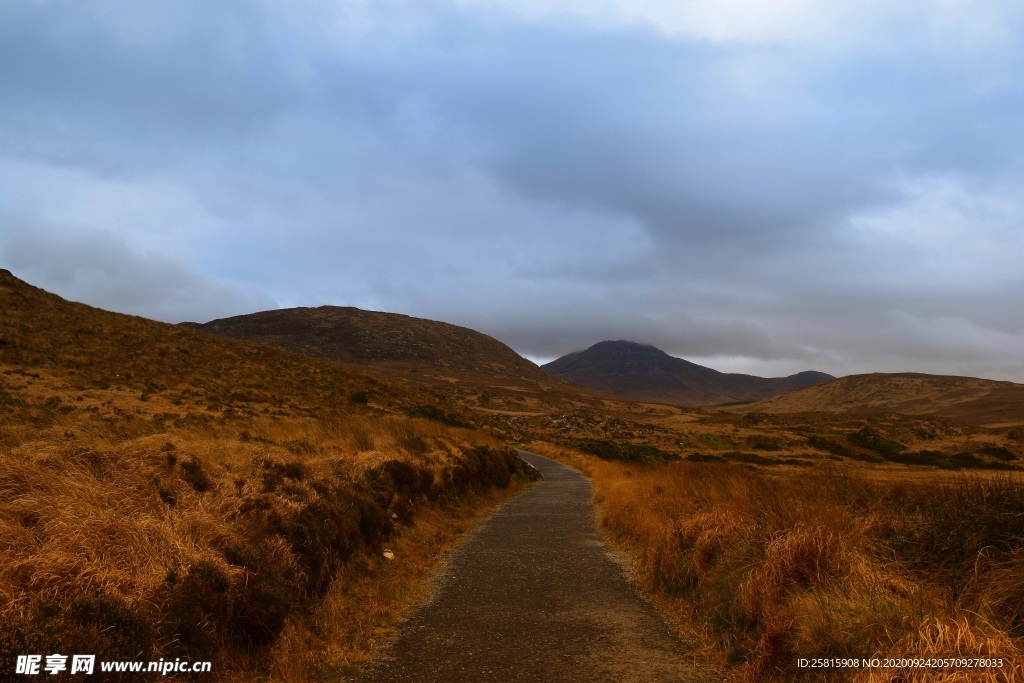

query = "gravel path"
355;451;714;682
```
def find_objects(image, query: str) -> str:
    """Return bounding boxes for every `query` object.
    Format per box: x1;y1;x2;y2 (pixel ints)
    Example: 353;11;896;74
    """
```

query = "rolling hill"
0;269;420;414
735;372;1024;425
183;306;572;398
541;340;832;406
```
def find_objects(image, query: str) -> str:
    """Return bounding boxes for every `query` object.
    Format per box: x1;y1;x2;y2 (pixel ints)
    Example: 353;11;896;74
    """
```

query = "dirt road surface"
355;451;714;682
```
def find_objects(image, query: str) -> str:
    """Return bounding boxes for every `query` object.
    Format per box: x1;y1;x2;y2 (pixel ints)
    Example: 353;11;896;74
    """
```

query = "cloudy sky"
2;0;1023;380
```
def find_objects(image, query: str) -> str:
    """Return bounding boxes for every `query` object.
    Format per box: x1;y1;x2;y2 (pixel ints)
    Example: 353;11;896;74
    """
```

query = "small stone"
391;512;398;519
383;549;395;561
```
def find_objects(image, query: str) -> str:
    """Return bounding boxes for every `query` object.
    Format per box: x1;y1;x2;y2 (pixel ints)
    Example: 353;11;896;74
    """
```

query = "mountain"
183;306;565;395
0;269;424;412
0;267;527;431
541;340;832;406
734;372;1024;426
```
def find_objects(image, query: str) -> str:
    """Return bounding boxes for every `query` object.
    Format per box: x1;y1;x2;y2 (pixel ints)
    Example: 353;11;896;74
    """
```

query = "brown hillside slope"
186;306;563;388
184;306;592;416
0;269;533;679
187;307;541;374
736;372;1024;425
0;269;409;409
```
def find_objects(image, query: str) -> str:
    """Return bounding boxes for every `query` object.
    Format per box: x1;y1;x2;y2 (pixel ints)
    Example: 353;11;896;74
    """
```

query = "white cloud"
848;174;1024;287
456;0;1021;48
0;159;274;322
0;160;224;256
1;221;276;324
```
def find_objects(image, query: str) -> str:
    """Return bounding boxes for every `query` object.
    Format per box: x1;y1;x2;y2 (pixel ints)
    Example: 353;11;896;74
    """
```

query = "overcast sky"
2;0;1023;380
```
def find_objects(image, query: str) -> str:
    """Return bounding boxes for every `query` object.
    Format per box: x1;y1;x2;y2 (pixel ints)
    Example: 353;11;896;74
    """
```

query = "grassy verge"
0;402;534;680
226;480;529;681
529;441;1024;682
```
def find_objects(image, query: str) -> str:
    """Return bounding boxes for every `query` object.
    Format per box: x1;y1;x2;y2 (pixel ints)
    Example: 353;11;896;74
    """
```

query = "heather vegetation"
573;437;677;463
531;442;1024;682
0;409;529;680
0;272;535;680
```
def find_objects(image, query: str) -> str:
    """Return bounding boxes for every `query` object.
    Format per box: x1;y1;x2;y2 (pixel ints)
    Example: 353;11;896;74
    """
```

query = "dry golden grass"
245;484;521;682
483;387;1024;481
529;442;1024;682
0;394;531;675
736;373;1024;426
855;618;1024;683
0;271;536;680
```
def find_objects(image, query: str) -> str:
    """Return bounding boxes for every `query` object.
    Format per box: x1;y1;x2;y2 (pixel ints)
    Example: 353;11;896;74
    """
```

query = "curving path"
355;451;713;682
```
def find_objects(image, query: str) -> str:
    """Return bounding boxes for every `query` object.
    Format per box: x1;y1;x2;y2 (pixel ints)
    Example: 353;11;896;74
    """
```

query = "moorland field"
2;268;1023;681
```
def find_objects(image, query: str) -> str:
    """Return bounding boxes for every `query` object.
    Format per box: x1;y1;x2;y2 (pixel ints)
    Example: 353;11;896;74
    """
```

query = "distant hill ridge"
184;305;562;391
541;340;832;406
735;372;1024;425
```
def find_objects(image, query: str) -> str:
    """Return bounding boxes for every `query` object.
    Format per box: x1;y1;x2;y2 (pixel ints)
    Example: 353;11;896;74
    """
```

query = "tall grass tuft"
531;442;1024;681
0;408;525;677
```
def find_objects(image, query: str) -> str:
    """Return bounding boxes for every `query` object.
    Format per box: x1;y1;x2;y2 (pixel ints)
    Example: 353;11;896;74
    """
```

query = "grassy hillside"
184;305;577;407
736;373;1024;426
0;270;535;680
0;270;406;412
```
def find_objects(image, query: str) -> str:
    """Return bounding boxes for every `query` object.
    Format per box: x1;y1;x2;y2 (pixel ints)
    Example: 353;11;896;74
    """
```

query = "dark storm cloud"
431;26;1023;246
2;0;1023;380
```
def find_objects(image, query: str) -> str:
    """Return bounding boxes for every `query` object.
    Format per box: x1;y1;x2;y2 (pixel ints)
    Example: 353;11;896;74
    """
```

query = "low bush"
807;434;853;458
746;435;783;451
179;457;211;492
366;459;434;503
403;404;472;428
848;427;904;459
279;489;391;596
231;567;293;647
165;560;232;659
574;438;676;463
980;445;1018;461
0;593;157;682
